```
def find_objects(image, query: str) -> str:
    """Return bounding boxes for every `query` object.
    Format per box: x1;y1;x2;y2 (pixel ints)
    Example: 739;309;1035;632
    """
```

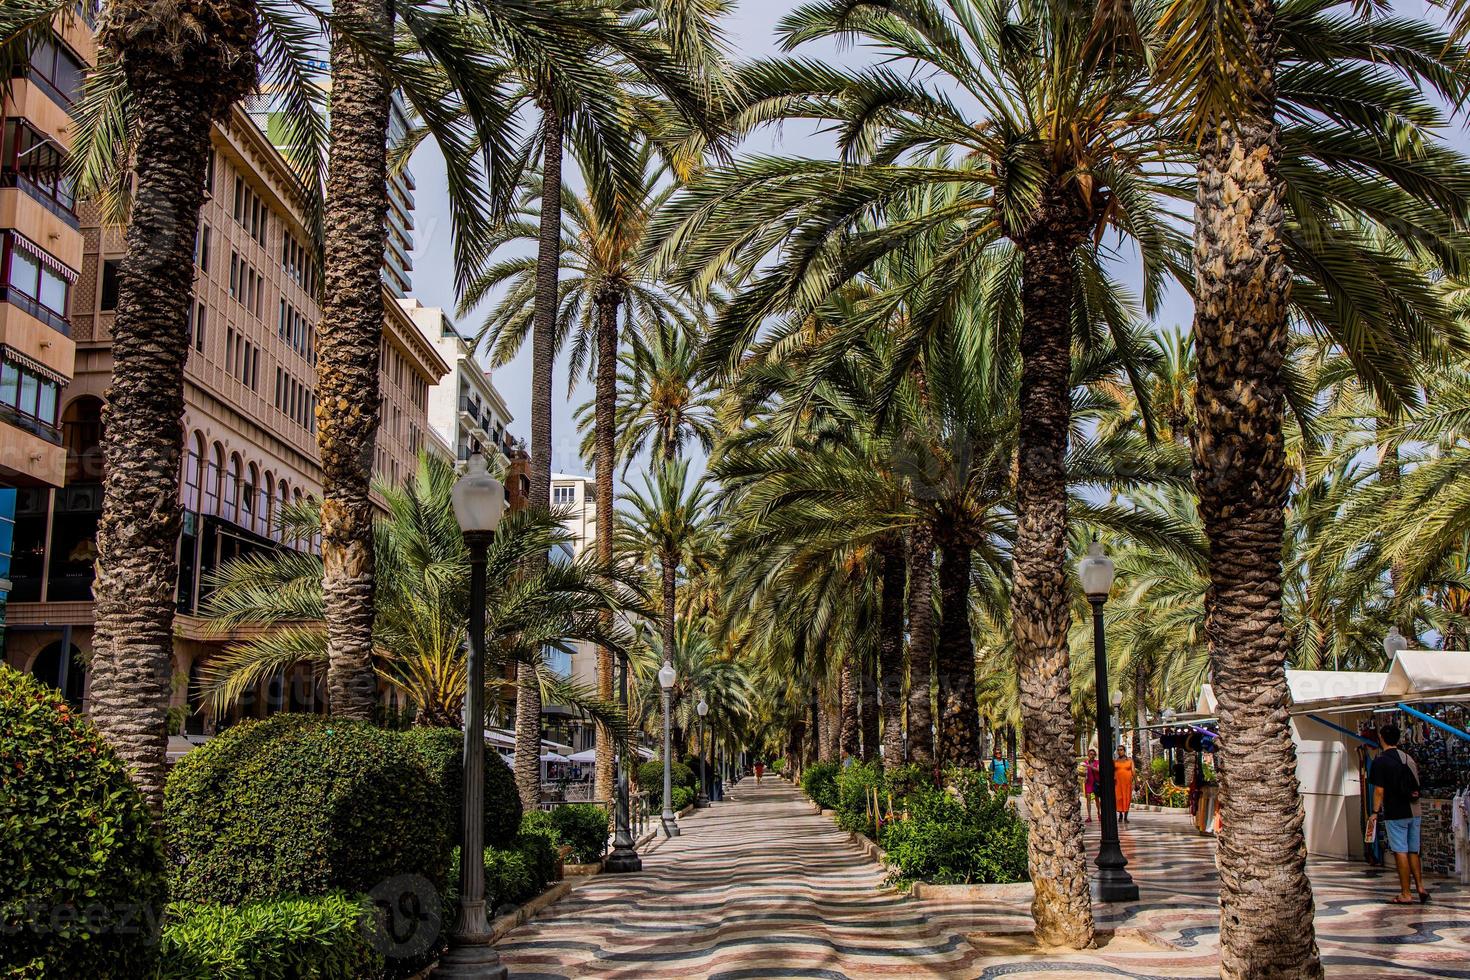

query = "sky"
404;0;1460;486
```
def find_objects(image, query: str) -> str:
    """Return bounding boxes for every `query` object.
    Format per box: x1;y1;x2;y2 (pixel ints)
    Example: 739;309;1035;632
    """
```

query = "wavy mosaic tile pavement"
496;780;1470;979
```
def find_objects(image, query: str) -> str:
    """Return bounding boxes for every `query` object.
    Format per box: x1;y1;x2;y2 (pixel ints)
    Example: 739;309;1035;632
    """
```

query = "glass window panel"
9;247;40;298
0;363;18;407
39;266;66;314
18;372;38;416
35;380;56;425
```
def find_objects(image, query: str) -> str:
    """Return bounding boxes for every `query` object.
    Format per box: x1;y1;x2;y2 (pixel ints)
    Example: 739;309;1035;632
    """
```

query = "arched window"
182;432;204;512
203;443;224;516
276;479;289;543
262;469;275;539
30;640;85;707
222;453;241;523
243;462;259;533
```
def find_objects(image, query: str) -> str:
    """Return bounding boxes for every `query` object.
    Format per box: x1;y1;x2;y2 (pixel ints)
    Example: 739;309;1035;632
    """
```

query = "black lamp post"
436;453;509;979
1079;539;1139;903
604;650;642;872
658;660;679;837
695;698;710;807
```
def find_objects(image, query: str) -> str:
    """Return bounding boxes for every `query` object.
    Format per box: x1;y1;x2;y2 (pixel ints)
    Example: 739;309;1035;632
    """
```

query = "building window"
27;35;84;106
194;301;206;352
0;354;61;440
1;119;76;217
195;224;210;272
2;233;75;330
553;486;575;506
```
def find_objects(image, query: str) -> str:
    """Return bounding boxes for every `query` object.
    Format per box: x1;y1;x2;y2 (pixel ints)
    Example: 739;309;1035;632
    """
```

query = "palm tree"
198;454;643;731
1155;1;1470;969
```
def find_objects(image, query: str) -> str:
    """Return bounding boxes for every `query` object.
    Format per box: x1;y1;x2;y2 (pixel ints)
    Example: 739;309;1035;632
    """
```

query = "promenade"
497;779;1470;979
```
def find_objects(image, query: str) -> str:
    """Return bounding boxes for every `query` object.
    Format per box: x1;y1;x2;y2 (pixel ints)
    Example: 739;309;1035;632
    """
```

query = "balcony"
0;172;78;230
0;287;69;337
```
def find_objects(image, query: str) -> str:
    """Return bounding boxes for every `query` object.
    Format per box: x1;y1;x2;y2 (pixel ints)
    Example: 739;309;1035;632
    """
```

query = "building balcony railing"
0;286;70;336
25;71;74;111
0;400;61;444
1;172;80;229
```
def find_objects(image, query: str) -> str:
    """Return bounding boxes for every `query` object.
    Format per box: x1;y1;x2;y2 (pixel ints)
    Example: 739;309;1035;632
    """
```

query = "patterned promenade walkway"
497;778;1470;979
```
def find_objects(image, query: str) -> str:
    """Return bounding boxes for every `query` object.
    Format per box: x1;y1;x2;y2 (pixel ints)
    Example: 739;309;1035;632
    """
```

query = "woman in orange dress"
1114;746;1134;824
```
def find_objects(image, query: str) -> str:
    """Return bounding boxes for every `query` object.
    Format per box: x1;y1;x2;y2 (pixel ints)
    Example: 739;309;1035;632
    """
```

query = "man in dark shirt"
1370;723;1428;904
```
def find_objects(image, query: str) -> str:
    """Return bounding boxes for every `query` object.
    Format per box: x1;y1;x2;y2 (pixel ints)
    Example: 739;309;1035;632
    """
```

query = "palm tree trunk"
1013;230;1093;949
859;652;878;762
1193;17;1322;969
515;105;564;809
317;0;392;721
906;523;935;767
934;534;979;767
840;654;859;758
878;538;906;765
90;11;258;808
819;675;839;761
593;287;620;808
1132;660;1148;767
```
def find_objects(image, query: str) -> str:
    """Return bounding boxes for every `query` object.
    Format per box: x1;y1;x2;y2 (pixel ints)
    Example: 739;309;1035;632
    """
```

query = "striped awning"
0;345;67;385
8;234;77;282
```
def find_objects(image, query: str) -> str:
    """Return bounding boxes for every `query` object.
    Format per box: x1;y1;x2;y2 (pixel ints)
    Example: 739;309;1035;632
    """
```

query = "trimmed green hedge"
401;727;522;850
164;716;447;905
670;785;695;812
834;760;885;835
0;666;167;978
155;893;383;980
879;770;1028;887
637;759;694;805
800;761;840;810
550;804;608;863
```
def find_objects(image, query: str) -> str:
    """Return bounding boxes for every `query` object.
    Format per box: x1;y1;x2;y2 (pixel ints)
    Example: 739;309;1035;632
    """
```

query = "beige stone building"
3;88;449;730
0;11;87;691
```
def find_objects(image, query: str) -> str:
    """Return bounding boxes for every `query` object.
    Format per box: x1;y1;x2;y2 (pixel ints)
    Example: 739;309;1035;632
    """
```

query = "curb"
910;880;1032;902
486;878;573;943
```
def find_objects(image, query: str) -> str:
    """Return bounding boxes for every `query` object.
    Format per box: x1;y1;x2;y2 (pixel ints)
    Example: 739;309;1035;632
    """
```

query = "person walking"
1082;748;1100;823
1114;745;1134;824
1371;723;1429;904
989;747;1009;791
754;759;765;784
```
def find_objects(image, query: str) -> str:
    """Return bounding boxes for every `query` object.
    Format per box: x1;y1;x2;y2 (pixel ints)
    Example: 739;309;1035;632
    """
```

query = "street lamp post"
695;698;710;807
1079;539;1139;903
604;649;642;873
658;660;680;837
436;453;509;979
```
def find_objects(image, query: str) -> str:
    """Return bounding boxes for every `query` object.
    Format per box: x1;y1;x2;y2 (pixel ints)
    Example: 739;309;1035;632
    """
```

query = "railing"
0;401;61;445
25;70;74;111
0;287;71;336
0;172;80;229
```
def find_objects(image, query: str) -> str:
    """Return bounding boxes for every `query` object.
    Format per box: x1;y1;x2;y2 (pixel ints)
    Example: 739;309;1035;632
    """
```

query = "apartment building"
0;10;87;684
3;98;448;730
397;297;517;469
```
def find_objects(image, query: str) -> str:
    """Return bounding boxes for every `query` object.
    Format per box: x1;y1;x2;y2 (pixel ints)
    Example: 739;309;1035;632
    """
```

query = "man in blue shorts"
1370;723;1428;904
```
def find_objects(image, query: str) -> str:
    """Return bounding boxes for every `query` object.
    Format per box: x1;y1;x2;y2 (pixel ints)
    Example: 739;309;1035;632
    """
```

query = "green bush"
636;759;694;805
164;715;447;905
482;849;535;910
401;727;521;850
800;761;840;810
513;830;558;894
155;893;384;980
550;805;608;863
835;760;885;835
0;666;167;978
519;809;556;842
879;771;1029;888
670;785;696;812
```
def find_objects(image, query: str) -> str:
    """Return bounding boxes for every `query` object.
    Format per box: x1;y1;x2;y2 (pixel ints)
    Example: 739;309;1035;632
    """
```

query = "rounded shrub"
636;759;694;804
0;667;168;978
800;761;840;810
401;726;522;850
164;715;447;905
550;804;609;863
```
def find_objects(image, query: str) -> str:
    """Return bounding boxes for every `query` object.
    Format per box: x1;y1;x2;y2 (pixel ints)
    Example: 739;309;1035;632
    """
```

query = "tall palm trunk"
878;539;906;765
317;0;392;721
1012;229;1093;949
1132;660;1148;767
1192;9;1321;969
515;106;565;810
90;0;258;808
859;651;878;761
906;523;935;766
593;286;620;808
819;675;839;761
839;654;859;758
934;532;979;766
